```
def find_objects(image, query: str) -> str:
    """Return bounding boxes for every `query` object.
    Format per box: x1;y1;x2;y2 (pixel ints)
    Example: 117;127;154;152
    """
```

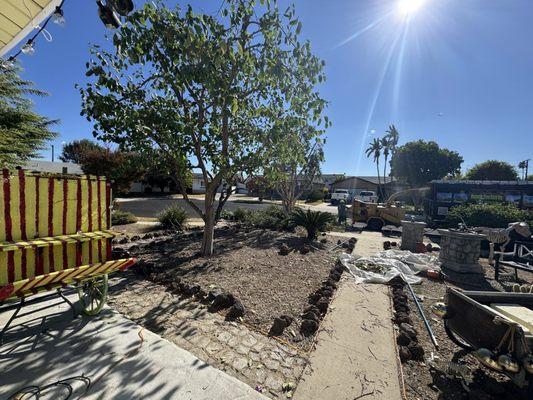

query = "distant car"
356;190;378;203
331;189;350;204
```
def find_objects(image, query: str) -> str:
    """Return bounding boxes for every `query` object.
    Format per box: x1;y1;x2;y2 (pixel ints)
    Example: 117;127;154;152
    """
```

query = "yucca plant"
158;205;188;230
291;208;335;240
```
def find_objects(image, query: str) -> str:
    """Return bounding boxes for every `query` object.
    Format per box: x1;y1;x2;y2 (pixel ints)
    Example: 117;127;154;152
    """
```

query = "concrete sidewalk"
294;232;402;400
0;293;266;400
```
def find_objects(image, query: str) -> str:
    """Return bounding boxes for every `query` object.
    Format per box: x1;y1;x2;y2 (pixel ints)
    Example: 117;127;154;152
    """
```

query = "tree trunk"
201;213;215;256
376;161;383;201
201;190;216;256
382;155;388;200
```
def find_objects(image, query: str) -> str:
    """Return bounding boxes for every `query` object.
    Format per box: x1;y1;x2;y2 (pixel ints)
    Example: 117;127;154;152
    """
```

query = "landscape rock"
400;323;418;340
394;312;411;325
329;271;341;282
300;245;310;254
207;288;223;302
130;235;141;241
279;244;290;256
142;233;154;240
269;315;293;336
408;343;424;360
226;300;245;320
304;305;320;315
308;293;321;304
383;241;391;250
210;292;236;311
301;311;319;322
300;319;319;336
320;288;333;298
316;297;329;314
399;346;412;362
397;332;411;346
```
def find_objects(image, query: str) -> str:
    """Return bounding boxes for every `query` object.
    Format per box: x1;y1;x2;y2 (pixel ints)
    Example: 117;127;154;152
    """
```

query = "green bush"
232;205;293;231
445;203;533;228
111;210;137;225
306;188;325;203
233;207;251;222
157;205;188;230
220;209;235;220
291;208;335;240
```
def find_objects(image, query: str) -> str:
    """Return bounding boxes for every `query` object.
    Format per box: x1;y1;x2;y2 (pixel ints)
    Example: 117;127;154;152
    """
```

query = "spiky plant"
291;208;335;240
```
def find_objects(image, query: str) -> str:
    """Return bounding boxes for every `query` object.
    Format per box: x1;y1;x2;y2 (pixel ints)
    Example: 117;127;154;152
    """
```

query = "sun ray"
335;12;393;49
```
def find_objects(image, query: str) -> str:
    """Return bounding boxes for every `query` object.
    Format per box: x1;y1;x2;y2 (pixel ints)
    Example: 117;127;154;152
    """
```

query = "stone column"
437;229;485;273
400;221;426;252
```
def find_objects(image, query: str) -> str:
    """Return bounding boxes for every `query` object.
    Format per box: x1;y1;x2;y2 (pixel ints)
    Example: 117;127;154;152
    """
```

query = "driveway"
116;195;339;218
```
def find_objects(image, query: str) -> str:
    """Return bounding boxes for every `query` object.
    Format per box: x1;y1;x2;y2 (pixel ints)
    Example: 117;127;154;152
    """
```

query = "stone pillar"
400;221;426;252
437;229;485;273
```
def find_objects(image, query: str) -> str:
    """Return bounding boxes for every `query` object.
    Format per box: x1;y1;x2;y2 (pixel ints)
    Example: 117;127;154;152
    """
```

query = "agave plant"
291;208;335;240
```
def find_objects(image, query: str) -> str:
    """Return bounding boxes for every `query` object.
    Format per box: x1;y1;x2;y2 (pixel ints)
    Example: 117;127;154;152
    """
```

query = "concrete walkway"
0;293;266;400
294;232;402;400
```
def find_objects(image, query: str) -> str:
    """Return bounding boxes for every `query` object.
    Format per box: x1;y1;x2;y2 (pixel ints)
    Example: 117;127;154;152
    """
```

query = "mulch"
117;226;342;350
400;262;533;400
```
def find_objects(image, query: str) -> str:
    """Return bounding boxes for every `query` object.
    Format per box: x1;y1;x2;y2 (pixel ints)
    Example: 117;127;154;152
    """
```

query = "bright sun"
397;0;427;16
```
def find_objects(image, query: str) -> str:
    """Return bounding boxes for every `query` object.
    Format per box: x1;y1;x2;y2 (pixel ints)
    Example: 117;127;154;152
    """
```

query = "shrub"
445;203;533;228
291;208;335;240
220;209;235;220
232;205;293;231
233;207;251;222
306;188;325;203
111;210;137;225
158;205;188;230
250;205;294;230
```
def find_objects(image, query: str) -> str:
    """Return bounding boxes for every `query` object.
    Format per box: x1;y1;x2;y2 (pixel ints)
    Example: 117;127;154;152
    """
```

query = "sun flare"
397;0;427;16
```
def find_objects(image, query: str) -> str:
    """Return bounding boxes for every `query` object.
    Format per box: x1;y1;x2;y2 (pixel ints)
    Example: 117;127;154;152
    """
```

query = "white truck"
330;189;350;204
355;190;378;203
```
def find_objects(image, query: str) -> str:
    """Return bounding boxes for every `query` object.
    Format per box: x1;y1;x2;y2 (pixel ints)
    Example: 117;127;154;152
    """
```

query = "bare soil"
118;226;342;350
401;262;533;400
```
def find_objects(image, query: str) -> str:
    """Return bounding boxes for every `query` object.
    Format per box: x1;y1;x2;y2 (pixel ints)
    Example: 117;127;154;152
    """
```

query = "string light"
21;40;35;55
2;0;66;63
52;6;66;26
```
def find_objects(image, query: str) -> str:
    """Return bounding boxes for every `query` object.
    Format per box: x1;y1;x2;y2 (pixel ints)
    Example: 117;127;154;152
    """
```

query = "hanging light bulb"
97;0;121;29
21;40;35;56
1;57;15;68
52;6;66;26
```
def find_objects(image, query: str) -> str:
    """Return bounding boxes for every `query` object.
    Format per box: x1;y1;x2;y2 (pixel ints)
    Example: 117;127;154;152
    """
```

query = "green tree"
59;139;103;163
390;140;463;187
79;1;328;256
264;117;327;213
0;64;57;167
78;147;143;195
365;138;383;197
464;160;518;181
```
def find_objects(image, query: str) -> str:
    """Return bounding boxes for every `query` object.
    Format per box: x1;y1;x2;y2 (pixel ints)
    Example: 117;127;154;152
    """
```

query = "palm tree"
518;161;527;180
365;138;383;198
382;125;400;197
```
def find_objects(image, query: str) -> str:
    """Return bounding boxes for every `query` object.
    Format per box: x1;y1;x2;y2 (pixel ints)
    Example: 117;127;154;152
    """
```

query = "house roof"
333;176;396;185
21;160;83;174
431;179;533;186
0;0;62;57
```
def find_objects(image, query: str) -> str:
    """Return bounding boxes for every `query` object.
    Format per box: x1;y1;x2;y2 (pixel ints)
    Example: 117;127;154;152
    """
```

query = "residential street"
115;195;339;218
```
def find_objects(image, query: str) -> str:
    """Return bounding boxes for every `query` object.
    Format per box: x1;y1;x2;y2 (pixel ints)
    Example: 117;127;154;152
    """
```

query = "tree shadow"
0;293;217;400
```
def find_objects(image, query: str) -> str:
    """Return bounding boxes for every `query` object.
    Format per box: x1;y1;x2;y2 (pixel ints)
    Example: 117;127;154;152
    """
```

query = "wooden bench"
494;241;533;281
0;169;135;342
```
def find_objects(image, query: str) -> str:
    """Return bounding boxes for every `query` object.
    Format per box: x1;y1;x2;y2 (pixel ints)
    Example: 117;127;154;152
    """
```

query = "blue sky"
10;0;533;175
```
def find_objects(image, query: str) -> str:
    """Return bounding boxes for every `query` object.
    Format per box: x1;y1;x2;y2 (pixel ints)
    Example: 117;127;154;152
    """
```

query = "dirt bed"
401;263;533;400
118;227;341;350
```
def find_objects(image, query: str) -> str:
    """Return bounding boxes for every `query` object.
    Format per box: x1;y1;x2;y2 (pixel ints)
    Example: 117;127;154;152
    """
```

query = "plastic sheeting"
339;250;441;285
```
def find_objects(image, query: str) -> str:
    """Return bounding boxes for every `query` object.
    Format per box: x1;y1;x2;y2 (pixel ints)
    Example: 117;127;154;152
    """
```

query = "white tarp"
339;250;440;285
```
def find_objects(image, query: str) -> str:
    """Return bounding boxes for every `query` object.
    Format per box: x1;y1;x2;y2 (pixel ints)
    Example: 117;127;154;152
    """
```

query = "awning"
0;0;62;58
